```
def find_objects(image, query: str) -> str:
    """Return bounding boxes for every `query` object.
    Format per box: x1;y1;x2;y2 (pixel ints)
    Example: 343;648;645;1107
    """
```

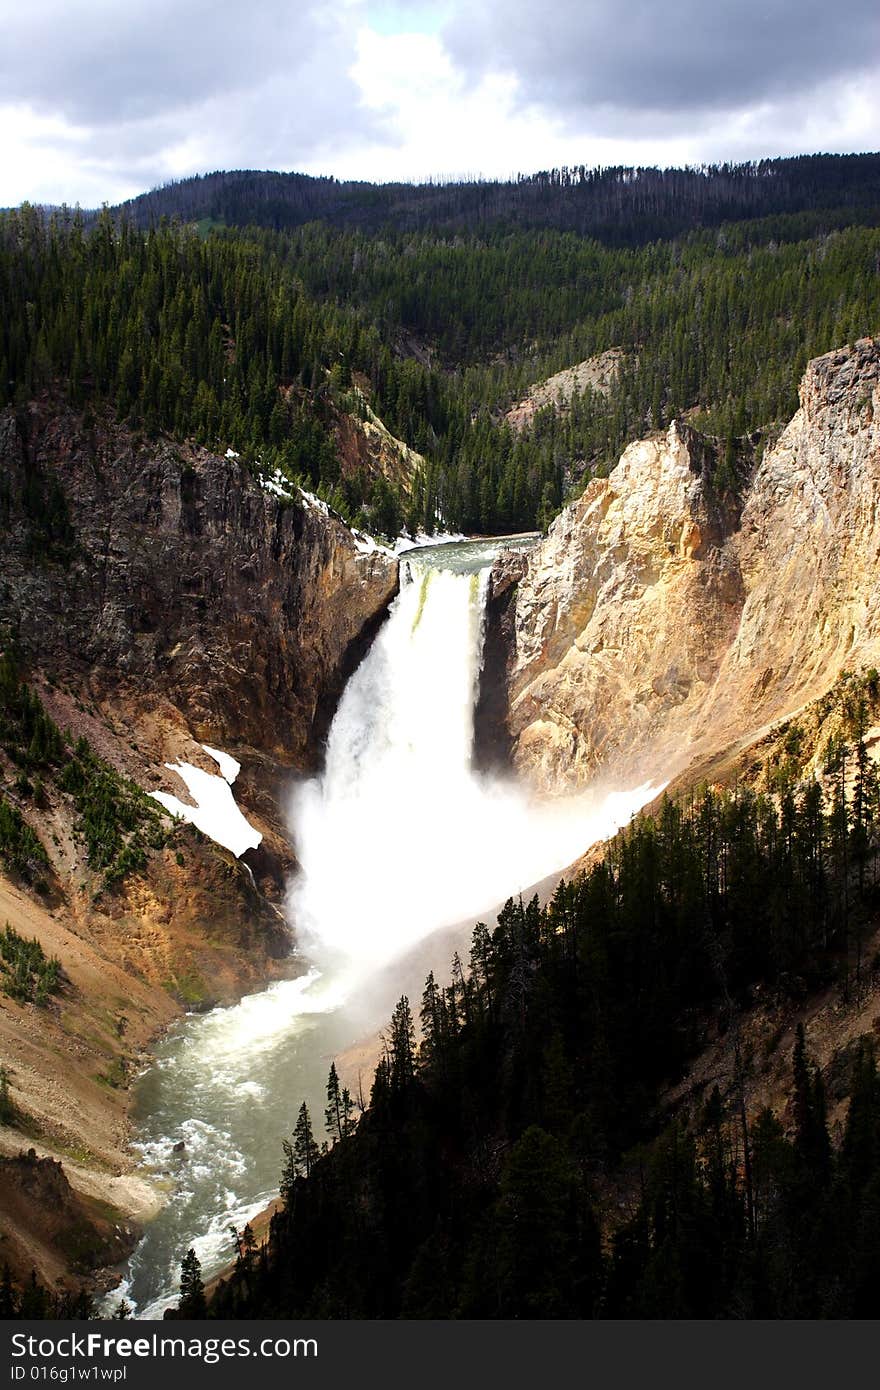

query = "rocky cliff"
0;400;398;776
333;388;426;497
0;395;400;1000
493;339;880;792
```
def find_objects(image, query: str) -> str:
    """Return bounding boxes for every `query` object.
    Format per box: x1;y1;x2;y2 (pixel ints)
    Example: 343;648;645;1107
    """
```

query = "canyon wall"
493;339;880;791
0;401;398;775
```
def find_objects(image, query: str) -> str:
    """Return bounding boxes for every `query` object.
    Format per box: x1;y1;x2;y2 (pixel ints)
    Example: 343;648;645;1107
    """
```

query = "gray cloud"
2;0;380;187
443;0;880;121
5;2;350;123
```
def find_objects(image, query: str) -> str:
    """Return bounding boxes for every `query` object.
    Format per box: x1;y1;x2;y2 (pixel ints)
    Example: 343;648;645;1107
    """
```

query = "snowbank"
150;747;261;858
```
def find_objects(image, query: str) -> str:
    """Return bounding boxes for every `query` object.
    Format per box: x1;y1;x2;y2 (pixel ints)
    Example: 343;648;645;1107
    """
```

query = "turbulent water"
117;537;661;1317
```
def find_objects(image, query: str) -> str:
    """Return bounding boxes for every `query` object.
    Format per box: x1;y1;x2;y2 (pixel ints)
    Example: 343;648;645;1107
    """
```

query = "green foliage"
0;794;49;885
487;1125;594;1318
293;1102;319;1179
324;1062;356;1145
177;1248;207;1319
0;651;55;884
0;923;61;1005
366;475;403;540
280;1101;321;1208
0;651;164;888
116;157;880;247
606;1034;880;1316
387;995;416;1090
20;466;76;565
0;650;65;770
58;738;165;885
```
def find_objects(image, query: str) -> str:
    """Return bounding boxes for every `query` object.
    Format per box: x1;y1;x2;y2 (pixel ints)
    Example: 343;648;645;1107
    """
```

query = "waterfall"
289;562;490;977
288;555;659;988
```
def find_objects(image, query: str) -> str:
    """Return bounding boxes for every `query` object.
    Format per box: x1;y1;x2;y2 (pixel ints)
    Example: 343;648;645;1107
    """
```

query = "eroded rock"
0;401;399;773
496;339;880;791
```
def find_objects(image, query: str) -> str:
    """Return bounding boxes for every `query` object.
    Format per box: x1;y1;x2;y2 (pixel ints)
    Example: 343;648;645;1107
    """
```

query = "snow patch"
260;468;293;501
201;744;241;785
392;530;466;555
150;761;262;858
254;473;397;560
351;527;396;559
298;487;330;516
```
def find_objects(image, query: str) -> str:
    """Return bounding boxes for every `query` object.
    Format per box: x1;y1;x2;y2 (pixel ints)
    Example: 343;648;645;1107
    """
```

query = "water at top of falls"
119;537;662;1317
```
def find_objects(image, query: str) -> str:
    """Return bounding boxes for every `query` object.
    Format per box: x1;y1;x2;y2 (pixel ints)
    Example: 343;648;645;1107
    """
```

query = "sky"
1;0;878;208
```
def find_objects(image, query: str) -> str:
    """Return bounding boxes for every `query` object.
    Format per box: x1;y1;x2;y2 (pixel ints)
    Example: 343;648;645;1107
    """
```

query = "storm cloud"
443;0;880;123
2;0;370;125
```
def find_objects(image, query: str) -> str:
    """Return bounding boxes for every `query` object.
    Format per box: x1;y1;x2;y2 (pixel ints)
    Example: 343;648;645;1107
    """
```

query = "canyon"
2;336;880;1299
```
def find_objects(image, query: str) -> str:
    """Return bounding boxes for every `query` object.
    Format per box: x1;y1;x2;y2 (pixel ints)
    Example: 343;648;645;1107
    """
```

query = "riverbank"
0;873;172;1293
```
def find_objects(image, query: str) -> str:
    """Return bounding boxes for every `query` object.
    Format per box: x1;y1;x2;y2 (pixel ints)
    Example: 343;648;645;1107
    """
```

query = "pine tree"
339;1085;356;1138
279;1140;297;1209
325;1062;343;1143
492;1126;581;1317
388;996;416;1090
792;1024;831;1185
292;1101;319;1178
419;972;444;1067
178;1248;206;1318
0;1065;13;1125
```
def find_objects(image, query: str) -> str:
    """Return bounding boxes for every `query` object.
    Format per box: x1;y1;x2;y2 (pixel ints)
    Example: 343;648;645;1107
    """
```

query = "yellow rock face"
505;338;880;792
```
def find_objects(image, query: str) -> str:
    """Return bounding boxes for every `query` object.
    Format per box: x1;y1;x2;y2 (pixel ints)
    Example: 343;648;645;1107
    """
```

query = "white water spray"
289;555;660;990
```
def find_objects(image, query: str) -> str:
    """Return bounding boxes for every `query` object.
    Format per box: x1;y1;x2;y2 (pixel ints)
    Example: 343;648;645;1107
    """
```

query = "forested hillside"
2;153;879;536
114;155;880;244
205;675;880;1318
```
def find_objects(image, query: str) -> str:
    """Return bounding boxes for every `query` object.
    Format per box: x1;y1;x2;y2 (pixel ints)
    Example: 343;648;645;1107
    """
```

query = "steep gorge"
207;343;880;1319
